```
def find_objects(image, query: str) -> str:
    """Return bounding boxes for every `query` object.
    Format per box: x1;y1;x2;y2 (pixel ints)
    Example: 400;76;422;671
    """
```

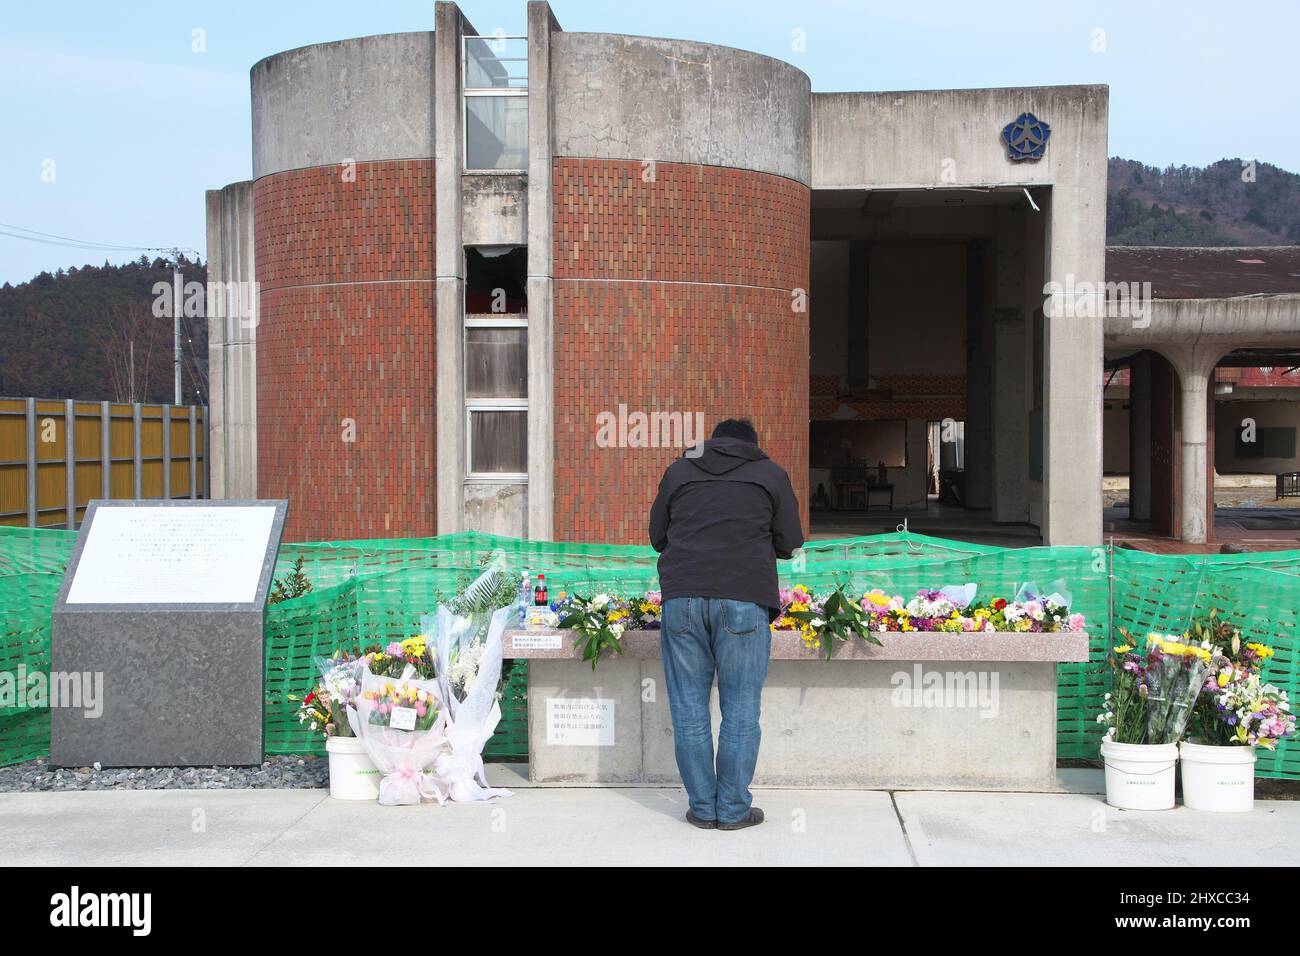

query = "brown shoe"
717;807;764;831
686;810;717;829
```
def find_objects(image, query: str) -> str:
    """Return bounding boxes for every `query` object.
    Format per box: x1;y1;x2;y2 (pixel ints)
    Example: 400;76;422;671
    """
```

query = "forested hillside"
0;256;208;405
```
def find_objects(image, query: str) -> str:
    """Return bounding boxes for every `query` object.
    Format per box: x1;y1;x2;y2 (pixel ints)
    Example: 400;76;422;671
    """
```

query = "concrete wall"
1215;399;1300;473
205;181;257;500
462;174;528;246
252;32;436;178
551;32;811;185
809;240;965;378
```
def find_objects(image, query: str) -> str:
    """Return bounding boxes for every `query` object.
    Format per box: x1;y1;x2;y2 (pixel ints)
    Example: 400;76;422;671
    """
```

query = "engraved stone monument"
51;499;287;767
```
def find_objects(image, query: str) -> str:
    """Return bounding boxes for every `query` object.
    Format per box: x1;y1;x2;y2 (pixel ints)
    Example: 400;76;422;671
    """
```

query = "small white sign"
513;632;563;651
389;706;417;731
65;505;278;604
546;697;616;747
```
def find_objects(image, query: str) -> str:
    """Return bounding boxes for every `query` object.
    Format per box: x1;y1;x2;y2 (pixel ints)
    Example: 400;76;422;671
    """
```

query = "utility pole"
172;253;183;405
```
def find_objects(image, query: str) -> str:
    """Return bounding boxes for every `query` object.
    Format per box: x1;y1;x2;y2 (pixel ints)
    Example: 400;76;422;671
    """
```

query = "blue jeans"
660;597;771;824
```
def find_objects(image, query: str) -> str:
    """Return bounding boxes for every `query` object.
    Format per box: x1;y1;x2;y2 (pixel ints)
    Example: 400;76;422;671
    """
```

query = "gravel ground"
0;755;328;792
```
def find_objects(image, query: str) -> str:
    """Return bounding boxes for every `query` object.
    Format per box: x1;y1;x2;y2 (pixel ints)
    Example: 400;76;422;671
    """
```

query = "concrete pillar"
1128;352;1151;521
526;1;561;541
963;243;992;510
1040;182;1105;546
1163;345;1224;545
434;2;473;534
1179;368;1210;544
205;180;257;499
992;308;1028;523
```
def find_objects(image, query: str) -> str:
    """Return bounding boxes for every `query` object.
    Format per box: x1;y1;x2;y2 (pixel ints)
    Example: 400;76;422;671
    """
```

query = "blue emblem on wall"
1002;113;1050;161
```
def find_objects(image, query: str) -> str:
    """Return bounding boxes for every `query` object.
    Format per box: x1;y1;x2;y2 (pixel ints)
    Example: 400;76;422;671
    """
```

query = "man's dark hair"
712;418;758;443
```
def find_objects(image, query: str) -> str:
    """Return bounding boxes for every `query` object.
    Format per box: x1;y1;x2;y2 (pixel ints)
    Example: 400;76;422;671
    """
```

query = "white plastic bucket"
326;735;381;801
1179;741;1256;812
1101;739;1178;810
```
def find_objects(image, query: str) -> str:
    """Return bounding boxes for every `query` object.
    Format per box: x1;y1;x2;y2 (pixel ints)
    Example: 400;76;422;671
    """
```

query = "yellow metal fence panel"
0;397;207;528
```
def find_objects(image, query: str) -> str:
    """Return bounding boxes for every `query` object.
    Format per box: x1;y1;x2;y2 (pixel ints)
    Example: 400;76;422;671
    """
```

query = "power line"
0;221;200;258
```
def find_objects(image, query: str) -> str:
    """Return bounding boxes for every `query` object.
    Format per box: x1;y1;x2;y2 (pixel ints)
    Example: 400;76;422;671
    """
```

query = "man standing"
648;418;804;830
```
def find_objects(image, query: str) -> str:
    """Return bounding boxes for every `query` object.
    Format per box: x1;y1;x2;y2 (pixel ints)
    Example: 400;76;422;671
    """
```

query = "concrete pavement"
2;767;1297;866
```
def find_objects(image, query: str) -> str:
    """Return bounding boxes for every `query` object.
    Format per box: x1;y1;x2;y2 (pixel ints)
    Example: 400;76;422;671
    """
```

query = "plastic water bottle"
517;572;530;628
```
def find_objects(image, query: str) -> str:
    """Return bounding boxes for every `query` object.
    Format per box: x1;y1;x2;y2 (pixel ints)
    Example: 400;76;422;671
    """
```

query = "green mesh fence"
2;525;1298;779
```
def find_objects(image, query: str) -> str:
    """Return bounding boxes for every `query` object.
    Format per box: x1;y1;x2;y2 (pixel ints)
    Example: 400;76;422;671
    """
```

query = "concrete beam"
1105;296;1300;543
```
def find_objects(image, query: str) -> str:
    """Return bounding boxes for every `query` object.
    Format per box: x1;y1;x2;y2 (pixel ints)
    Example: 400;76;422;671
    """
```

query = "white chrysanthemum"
449;641;485;696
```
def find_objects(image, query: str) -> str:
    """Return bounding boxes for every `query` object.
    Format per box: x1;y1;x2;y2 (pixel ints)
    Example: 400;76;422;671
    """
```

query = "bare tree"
96;301;165;403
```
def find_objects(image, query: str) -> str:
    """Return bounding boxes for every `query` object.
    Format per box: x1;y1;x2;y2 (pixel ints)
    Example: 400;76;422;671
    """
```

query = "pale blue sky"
2;0;1296;284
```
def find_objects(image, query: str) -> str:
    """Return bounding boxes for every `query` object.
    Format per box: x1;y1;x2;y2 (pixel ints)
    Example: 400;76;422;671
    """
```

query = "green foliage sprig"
557;594;626;671
269;556;313;605
785;585;883;660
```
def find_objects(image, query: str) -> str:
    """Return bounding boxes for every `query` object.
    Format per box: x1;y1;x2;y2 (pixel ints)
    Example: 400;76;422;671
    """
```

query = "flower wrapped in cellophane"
1144;633;1218;744
419;560;516;802
1099;631;1219;745
292;651;367;739
347;636;448;806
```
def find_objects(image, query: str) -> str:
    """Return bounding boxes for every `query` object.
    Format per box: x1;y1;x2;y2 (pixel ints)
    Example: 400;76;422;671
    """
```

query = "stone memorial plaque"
50;499;287;768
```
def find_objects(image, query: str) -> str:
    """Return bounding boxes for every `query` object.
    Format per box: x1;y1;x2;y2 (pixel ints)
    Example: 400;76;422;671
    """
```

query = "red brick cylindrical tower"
251;34;437;542
548;34;812;544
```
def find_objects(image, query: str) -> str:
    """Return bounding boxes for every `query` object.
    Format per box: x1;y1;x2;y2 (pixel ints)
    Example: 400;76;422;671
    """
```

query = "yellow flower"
1218;671;1231;688
1247;642;1274;659
1113;645;1133;654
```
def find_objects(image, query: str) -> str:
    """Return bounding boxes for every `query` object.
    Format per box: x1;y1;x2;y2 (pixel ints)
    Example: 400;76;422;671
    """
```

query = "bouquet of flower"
366;636;437;680
837;583;1086;635
421;559;516;803
771;585;820;642
1098;631;1218;744
1196;670;1294;748
629;590;662;629
362;679;441;732
1187;611;1294;748
292;651;367;738
557;592;628;669
783;584;882;660
347;634;447;806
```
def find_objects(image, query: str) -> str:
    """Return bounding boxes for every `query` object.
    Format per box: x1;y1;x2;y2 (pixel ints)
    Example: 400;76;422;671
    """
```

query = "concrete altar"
506;629;1091;790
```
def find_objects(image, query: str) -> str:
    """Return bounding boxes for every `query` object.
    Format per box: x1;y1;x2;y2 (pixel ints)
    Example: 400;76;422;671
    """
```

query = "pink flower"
1067;613;1085;632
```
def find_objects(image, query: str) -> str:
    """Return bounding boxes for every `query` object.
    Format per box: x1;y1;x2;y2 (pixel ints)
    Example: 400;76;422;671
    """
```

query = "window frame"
462;35;529;173
465;398;529;482
464;245;529;482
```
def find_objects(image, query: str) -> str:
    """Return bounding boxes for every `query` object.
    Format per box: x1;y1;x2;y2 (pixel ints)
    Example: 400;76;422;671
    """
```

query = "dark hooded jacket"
648;437;804;615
